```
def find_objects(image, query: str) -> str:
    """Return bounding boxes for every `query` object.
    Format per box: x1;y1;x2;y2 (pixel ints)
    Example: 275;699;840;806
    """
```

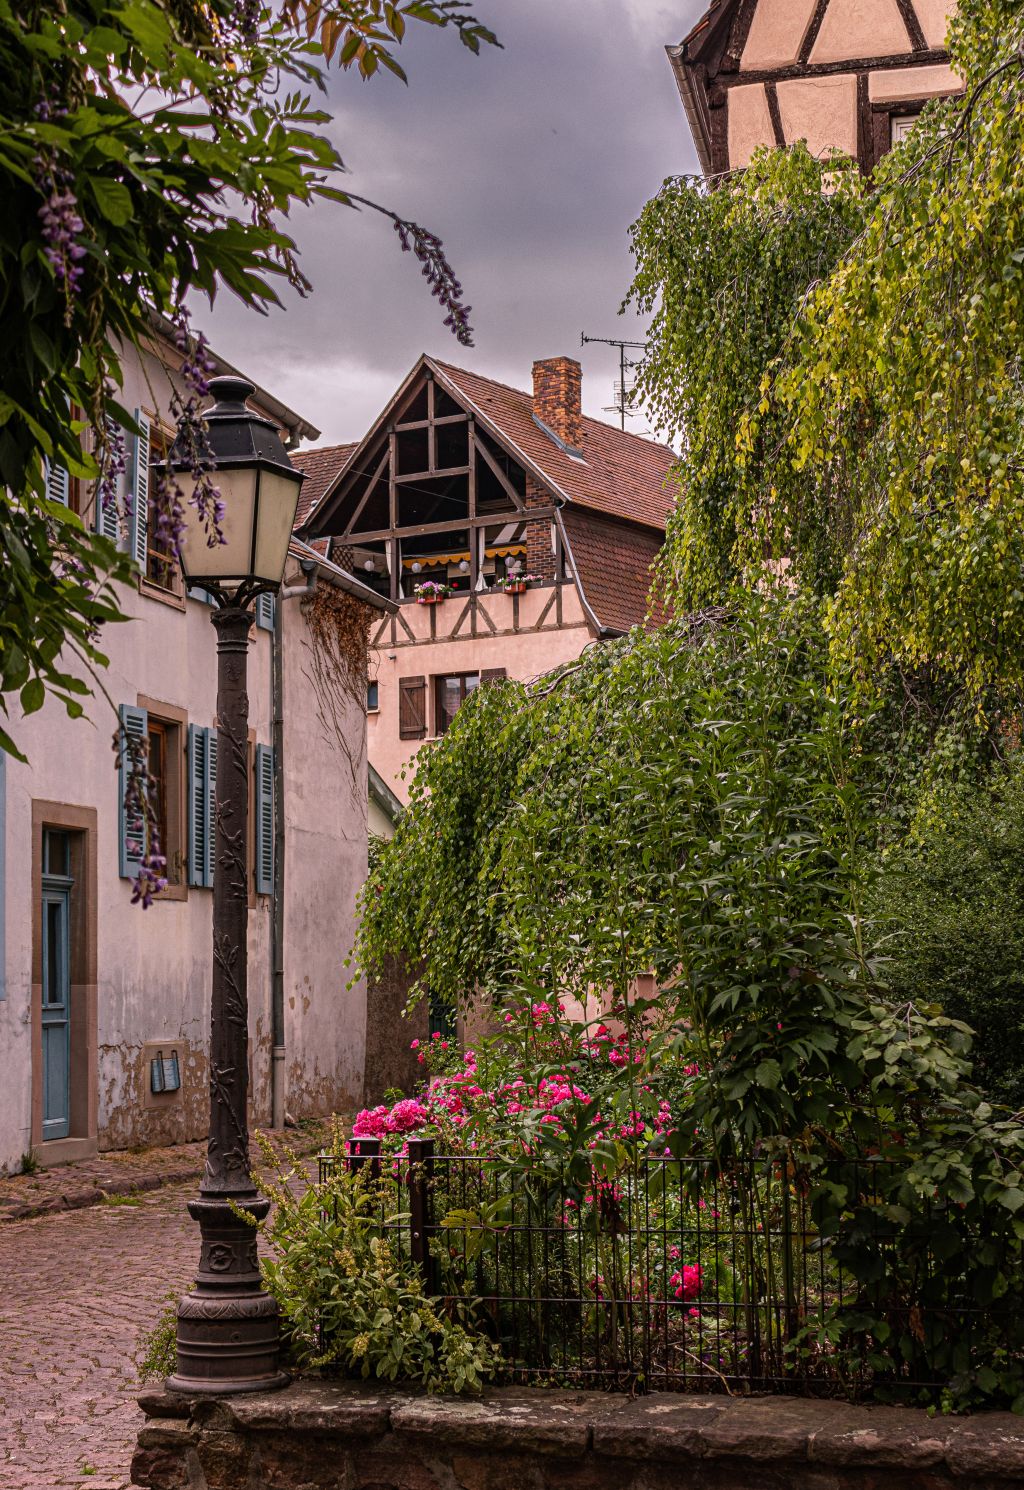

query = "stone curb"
0;1164;200;1223
0;1124;332;1225
133;1380;1024;1487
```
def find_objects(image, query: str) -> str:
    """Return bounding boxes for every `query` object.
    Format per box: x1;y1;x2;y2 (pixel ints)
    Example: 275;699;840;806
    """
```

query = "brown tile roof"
430;360;677;533
561;508;662;634
291;442;357;528
676;0;738;66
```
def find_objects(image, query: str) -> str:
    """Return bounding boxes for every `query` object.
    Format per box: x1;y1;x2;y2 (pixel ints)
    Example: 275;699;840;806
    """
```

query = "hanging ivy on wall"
301;583;374;790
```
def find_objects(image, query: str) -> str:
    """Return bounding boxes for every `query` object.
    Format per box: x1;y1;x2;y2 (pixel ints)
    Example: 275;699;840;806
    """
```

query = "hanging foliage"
625;145;865;607
356;588;1024;1409
628;0;1024;700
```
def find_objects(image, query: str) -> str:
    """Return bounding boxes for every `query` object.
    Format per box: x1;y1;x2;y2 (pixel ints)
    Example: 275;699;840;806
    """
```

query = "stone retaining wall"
131;1380;1024;1489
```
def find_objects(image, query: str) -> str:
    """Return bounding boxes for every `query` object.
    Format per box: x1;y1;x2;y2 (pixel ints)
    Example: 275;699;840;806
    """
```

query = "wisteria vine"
118;306;225;905
33;96;85;323
115;726;168;909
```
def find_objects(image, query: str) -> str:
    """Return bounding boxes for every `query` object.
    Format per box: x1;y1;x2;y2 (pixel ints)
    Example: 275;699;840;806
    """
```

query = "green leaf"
88;177;133;226
20;678;44;714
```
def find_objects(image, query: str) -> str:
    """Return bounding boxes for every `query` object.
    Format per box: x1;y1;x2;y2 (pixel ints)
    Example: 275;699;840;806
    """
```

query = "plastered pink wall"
368;583;595;802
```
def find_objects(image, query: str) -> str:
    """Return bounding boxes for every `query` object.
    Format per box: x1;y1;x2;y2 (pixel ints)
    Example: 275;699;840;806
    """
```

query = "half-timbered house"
297;354;677;802
669;0;962;174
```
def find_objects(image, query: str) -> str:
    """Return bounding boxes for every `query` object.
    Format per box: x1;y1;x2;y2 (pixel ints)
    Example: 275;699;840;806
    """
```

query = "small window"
147;717;184;887
43;829;71;879
891;114;918;146
148;721;170;872
367;680;379;713
434;672;480;736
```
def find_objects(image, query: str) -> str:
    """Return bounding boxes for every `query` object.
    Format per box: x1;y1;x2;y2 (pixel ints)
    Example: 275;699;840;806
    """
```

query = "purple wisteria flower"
147;307;226;571
115;728;169;909
34;95;86;313
97;421;128;522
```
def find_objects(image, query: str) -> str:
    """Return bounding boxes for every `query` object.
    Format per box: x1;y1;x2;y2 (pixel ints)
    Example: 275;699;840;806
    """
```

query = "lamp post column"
168;604;288;1394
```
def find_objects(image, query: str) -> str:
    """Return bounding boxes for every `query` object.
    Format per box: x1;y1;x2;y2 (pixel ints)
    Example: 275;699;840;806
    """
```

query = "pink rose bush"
344;997;712;1323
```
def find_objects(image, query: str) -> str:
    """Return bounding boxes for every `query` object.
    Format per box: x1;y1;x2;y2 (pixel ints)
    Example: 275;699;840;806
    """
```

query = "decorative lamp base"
169;1192;289;1395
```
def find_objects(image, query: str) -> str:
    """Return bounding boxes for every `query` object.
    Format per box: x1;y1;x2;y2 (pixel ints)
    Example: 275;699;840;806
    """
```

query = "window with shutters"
255;593;275;632
43;457;71;511
254;744;274;897
398;676;427;740
430;668;506;737
141;426;186;605
119;698;187;899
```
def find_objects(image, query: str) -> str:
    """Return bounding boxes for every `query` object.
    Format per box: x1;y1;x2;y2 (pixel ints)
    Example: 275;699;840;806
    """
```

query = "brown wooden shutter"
399;676;427;739
480;668;507;685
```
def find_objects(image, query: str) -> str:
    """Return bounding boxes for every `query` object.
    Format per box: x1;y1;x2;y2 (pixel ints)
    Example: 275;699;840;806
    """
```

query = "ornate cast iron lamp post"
161;375;304;1394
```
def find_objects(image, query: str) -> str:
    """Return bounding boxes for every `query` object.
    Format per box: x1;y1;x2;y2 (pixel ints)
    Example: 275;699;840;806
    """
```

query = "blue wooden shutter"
44;458;69;507
187;725;217;888
190;586;217;607
119;704;148;879
205;728;217;888
255;593;275;631
130;408;150;570
96;418;121;543
187;724;206;888
255;744;274;896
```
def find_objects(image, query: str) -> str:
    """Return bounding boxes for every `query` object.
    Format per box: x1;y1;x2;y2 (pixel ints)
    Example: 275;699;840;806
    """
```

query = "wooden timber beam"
394;465;470;484
348;508;555;545
394;414;468;433
345;445;390;535
474;434;526;512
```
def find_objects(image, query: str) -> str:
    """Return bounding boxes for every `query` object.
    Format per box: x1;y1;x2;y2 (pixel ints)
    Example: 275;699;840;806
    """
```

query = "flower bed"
334;1004;1001;1400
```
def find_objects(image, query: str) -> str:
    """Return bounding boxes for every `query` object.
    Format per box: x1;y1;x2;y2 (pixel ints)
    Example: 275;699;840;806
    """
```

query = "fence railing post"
347;1135;382;1180
407;1136;438;1296
779;1155;799;1374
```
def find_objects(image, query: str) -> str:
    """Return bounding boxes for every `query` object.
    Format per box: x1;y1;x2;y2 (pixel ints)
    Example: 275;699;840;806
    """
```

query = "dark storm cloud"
196;1;706;443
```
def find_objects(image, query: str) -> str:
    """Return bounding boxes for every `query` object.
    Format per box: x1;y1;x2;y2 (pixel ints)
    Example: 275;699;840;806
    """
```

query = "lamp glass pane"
177;467;257;581
253;468;302;583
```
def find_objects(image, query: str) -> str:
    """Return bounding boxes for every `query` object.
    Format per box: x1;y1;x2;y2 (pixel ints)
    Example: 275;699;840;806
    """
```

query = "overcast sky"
195;1;706;446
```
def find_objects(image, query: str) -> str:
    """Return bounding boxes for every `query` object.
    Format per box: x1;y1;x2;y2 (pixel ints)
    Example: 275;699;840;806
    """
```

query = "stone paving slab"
0;1134;328;1490
0;1179;197;1490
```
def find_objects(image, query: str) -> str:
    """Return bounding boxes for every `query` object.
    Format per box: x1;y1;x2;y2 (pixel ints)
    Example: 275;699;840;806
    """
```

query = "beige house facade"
0;327;389;1173
669;0;962;173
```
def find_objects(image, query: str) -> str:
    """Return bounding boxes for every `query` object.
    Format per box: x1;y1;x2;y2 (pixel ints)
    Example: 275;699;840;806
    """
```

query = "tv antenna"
580;334;647;430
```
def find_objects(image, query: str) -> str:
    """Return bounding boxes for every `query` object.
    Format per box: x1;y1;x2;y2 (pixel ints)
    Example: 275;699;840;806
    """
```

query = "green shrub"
251;1132;497;1394
877;757;1024;1108
137;1295;178;1383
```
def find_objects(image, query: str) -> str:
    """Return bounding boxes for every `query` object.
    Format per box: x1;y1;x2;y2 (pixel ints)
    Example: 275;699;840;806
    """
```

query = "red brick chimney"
532;357;583;453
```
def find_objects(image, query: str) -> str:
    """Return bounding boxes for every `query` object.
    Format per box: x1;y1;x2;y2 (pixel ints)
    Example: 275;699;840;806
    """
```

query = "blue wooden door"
41;832;72;1142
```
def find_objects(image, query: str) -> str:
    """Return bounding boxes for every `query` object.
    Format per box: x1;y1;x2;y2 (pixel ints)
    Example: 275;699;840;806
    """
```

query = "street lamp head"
166;375;305;599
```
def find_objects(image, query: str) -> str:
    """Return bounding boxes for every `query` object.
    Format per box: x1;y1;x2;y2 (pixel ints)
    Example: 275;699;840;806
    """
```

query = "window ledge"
138;575;186;612
152;882;188;903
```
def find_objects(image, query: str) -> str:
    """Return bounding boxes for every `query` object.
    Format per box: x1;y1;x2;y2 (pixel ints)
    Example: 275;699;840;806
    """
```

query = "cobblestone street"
0;1182;196;1490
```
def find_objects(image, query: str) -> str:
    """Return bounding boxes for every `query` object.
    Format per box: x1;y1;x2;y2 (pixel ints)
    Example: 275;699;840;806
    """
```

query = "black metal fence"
318;1140;1011;1397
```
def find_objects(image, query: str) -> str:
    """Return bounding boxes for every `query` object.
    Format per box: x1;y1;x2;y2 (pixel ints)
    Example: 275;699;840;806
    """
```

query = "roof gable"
304;355;676;538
